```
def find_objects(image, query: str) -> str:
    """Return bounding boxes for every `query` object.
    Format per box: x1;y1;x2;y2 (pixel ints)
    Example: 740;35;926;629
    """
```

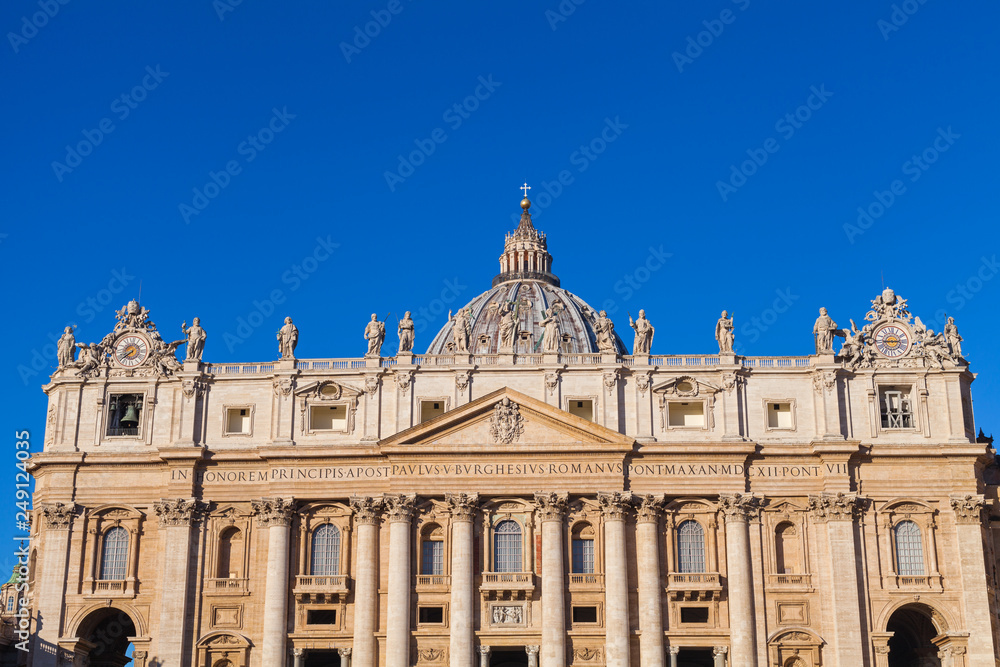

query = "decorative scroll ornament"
272;378;293;398
251;497;295;527
573;648;602;661
455;371;470;396
808;492;865;522
635;494;666;523
114;299;157;333
597;491;632;520
182;378;208;399
950;494;985;524
489;397;525;444
446;493;479;522
394;370;413;394
634;372;651;396
534;492;568;521
721;372;740;394
153;498;203;526
350;495;382;524
718;493;761;522
40;502;75;530
417;648;446;662
603;371;618;394
544;372;560;396
812;371;837;394
384;493;416;522
364;376;380;398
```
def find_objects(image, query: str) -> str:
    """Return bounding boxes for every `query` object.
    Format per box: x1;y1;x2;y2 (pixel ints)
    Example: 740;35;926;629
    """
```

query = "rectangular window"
668;402;705;428
572;606;598;623
880;387;914;429
419;400;446;423
767;402;793;429
311;405;347;431
107;393;143;437
306;609;337;625
418;606;445;624
225;407;252;435
680;606;710;624
421;540;444;575
571;539;594;574
568;399;593;421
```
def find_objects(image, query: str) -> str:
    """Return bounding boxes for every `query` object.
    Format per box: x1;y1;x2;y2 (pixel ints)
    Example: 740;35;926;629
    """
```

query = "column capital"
713;646;728;656
446;492;479;522
534;492;568;522
251;497;296;527
718;493;761;522
40;502;76;530
350;495;383;525
950;493;985;524
291;648;305;657
808;492;867;522
338;647;352;657
478;646;491;656
525;645;539;656
153;498;204;526
668;646;680;655
597;491;632;520
635;493;665;523
384;493;417;523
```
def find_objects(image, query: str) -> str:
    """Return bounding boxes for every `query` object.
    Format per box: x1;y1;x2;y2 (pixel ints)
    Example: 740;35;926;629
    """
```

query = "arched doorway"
74;606;137;667
886;604;940;667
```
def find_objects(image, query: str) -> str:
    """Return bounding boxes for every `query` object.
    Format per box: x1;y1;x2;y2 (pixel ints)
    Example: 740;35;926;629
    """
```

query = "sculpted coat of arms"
489;397;524;444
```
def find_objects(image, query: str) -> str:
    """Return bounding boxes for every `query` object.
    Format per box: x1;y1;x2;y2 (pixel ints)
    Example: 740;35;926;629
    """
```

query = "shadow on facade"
886;603;941;667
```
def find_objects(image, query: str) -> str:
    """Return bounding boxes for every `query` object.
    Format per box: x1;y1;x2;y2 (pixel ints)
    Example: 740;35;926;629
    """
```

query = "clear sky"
2;1;999;570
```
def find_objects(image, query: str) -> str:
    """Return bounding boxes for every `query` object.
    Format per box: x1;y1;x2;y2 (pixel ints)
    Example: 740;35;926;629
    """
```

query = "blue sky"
2;1;999;569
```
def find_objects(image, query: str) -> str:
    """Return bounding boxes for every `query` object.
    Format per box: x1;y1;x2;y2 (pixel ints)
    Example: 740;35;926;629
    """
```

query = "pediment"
652;375;720;397
294;379;362;401
379;388;634;450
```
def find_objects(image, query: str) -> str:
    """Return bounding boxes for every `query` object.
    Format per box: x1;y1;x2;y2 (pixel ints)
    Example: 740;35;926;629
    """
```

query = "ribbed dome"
426;192;626;355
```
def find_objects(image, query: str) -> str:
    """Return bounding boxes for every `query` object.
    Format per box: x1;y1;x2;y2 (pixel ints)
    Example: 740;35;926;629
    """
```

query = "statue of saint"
813;307;838;354
715;311;735;353
498;301;519;353
944;316;963;358
450;309;471;353
57;326;77;368
181;318;207;361
593;310;617;353
629;310;654;355
540;307;561;353
277;317;298;359
365;314;386;357
397;311;415;353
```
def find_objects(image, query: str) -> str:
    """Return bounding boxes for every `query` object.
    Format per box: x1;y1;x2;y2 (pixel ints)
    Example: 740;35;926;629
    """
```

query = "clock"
114;334;150;367
873;324;910;358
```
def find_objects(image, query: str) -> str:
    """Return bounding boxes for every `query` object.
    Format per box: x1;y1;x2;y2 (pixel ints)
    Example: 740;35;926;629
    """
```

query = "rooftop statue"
365;314;386;358
57;326;77;368
277;317;298;360
114;299;155;333
540;302;563;353
593;310;617;353
716;311;735;354
629;309;654;355
813;307;839;354
945;316;964;358
450;308;471;353
497;301;520;353
182;318;207;362
397;311;415;353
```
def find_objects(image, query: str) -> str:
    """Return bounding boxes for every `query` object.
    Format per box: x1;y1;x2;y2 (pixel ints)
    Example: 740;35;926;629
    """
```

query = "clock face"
873;324;910;358
114;334;149;367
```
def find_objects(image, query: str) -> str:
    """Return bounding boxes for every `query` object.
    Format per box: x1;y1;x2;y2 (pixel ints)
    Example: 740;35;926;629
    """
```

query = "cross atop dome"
493;186;558;288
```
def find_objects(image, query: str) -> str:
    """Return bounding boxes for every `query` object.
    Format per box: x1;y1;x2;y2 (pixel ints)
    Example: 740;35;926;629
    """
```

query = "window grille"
100;527;129;580
572;538;595;573
422;540;444;575
493;520;522;573
310;524;341;576
893;520;925;576
880;389;914;429
677;520;706;573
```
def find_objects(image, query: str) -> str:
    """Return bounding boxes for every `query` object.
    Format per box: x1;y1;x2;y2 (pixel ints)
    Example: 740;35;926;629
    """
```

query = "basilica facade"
25;195;1000;667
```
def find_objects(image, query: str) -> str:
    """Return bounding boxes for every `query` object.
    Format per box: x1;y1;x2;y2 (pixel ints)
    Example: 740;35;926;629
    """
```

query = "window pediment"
652;376;721;398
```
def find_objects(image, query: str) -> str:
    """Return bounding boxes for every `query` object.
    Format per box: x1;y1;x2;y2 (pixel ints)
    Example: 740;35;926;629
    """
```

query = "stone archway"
71;606;138;667
885;604;941;667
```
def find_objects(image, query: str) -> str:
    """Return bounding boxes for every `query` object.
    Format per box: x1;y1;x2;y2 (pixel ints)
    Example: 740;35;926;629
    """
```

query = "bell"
120;404;139;428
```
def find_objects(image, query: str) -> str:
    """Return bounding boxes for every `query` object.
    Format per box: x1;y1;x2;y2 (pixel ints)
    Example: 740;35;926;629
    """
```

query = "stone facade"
24;196;1000;667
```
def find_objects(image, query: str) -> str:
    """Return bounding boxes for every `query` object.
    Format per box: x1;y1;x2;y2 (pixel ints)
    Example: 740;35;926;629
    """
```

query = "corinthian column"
535;492;568;667
719;494;759;667
33;503;75;667
949;494;997;664
598;492;632;667
153;499;202;667
808;493;865;667
635;495;666;667
252;497;295;667
385;494;416;667
351;496;382;667
447;493;479;667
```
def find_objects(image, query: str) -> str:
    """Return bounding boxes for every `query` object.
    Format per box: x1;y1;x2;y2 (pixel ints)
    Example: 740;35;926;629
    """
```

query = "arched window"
493;520;522;573
571;523;595;574
775;522;800;574
217;527;243;578
893;520;925;576
99;527;129;580
677;520;705;573
421;524;444;576
310;524;341;576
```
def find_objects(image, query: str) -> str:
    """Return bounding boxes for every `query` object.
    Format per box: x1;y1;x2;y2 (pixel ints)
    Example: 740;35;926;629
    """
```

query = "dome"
426;194;626;355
